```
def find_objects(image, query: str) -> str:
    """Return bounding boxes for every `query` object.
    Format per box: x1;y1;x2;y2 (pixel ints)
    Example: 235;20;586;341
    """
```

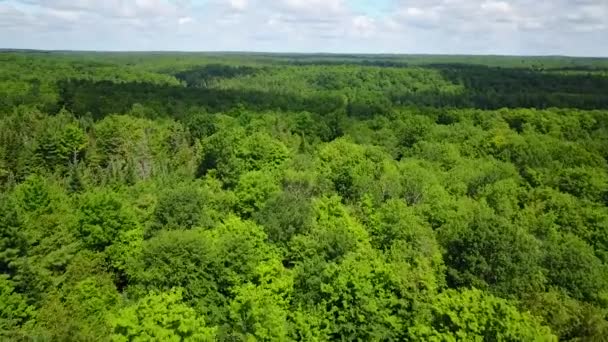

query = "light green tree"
110;288;217;342
409;288;557;341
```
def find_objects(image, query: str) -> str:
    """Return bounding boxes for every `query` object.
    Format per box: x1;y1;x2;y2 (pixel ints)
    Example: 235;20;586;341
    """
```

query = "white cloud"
351;15;375;37
178;16;193;25
397;6;442;29
280;0;345;14
481;1;512;14
0;0;607;55
19;0;186;18
229;0;247;11
0;3;29;29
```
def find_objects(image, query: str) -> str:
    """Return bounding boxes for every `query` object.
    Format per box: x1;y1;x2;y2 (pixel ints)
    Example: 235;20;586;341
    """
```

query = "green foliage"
524;289;608;341
554;167;608;202
254;185;314;245
76;190;140;251
0;275;35;339
369;199;445;283
92;115;197;183
291;250;441;341
440;204;545;296
4;52;608;340
128;217;275;323
227;282;290;341
31;273;119;340
127;229;224;319
289;196;370;263
317;138;388;202
410;288;556;341
235;171;281;218
240;132;291;172
110;288;217;342
150;186;209;234
34;113;87;173
197;127;243;185
0;194;27;276
544;234;608;305
199;128;290;187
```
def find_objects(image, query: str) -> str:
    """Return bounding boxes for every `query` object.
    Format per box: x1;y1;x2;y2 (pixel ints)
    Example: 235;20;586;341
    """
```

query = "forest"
1;50;608;341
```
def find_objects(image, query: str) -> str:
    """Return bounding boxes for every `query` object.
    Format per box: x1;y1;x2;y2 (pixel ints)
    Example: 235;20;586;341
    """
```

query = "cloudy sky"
0;0;607;56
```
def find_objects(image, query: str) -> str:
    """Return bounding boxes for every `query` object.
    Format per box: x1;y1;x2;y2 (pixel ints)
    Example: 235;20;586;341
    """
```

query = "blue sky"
1;0;607;56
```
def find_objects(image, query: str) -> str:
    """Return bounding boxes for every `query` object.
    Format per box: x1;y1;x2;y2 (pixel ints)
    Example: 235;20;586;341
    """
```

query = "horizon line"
1;48;607;59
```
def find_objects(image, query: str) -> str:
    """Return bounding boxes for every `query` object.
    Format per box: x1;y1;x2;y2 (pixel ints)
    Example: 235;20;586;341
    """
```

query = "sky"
0;0;607;56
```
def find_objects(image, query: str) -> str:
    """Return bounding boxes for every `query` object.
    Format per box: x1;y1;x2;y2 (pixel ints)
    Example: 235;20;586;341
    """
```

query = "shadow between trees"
57;63;608;120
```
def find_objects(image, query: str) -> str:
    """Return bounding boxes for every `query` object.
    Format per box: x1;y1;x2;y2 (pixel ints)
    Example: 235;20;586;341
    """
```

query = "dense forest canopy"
1;50;608;341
